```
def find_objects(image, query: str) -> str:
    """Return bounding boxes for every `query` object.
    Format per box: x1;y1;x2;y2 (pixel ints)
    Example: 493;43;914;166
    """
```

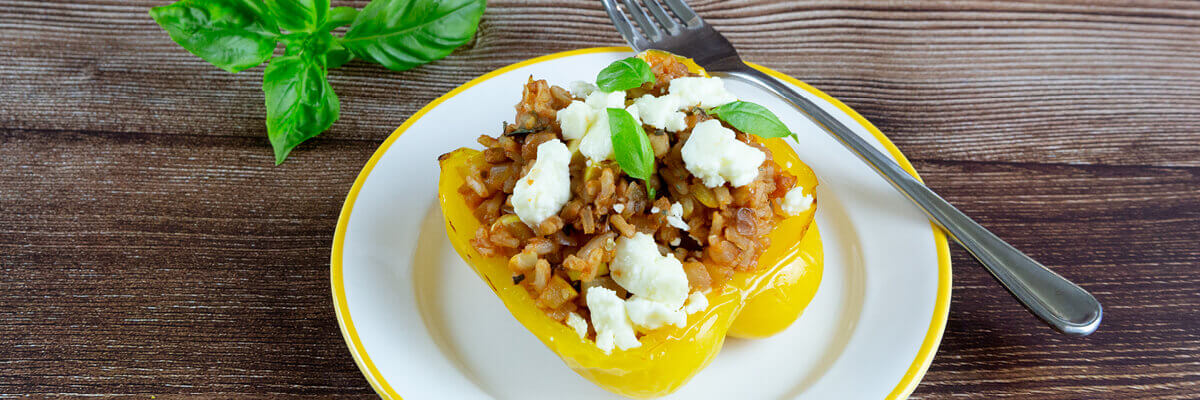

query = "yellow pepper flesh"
725;137;822;338
437;141;822;397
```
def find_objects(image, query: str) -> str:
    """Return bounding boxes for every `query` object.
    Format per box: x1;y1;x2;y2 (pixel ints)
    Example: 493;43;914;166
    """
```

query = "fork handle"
726;67;1102;336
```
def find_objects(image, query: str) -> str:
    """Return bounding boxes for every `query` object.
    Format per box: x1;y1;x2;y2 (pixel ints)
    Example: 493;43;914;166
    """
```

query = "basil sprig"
150;0;486;164
596;57;656;92
607;108;656;199
708;101;799;142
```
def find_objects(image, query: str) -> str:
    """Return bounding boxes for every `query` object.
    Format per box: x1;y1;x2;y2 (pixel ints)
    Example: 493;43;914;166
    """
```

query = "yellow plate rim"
329;46;952;400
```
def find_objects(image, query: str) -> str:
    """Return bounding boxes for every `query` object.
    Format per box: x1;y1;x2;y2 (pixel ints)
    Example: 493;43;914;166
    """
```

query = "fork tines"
603;0;704;50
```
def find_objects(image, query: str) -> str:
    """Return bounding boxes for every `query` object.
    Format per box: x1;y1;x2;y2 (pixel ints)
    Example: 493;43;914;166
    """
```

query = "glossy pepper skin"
437;141;820;398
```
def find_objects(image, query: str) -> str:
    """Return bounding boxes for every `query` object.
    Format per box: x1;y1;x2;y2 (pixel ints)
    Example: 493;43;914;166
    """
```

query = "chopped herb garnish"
502;121;546;136
506;128;540;136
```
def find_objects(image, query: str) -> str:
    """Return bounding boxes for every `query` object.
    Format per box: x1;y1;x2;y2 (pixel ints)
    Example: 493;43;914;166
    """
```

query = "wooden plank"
0;1;1197;166
0;129;376;395
913;159;1200;399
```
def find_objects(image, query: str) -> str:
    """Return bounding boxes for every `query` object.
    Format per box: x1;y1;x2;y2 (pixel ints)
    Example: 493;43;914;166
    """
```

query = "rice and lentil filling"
456;54;814;353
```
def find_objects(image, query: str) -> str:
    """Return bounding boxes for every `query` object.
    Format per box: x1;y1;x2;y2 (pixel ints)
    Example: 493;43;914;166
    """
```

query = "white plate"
332;47;951;400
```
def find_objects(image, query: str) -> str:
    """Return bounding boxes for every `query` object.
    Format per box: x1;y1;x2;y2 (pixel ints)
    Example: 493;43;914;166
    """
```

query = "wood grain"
0;0;1197;398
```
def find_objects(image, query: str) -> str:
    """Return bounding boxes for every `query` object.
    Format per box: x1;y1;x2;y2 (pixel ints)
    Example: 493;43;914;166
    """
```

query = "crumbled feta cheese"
511;139;572;227
632;94;688;132
608;233;700;331
585;90;626;109
669;237;681;247
613;203;625;213
626;297;687;330
566;312;589;338
587;287;641;353
680;120;766;188
683;291;709;314
568;80;598;98
625;103;642;123
781;186;814;216
578;110;614;163
668;77;738;109
665;202;690;231
565;91;642;164
556;101;595;140
610;233;689;307
650;206;660;214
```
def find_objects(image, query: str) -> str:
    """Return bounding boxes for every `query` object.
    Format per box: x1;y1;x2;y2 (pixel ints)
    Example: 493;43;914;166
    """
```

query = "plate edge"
331;47;953;400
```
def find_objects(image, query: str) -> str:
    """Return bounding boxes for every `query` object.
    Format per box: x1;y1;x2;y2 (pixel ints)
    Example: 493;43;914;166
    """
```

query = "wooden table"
2;1;1197;398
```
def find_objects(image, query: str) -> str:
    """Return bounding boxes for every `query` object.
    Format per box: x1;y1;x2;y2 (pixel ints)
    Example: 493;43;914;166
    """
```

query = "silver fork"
602;0;1102;336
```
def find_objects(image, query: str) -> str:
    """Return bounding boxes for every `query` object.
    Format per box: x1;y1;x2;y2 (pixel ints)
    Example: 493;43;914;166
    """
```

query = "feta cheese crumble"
665;202;690;231
781;186;814;216
631;94;688;132
586;287;640;353
625;296;686;330
578;110;616;163
613;203;625;214
680;120;767;188
511;139;572;227
566;312;589;338
610;233;690;306
683;291;709;314
668;77;738;109
568;80;597;98
585;90;626;109
586;233;715;345
605;233;705;331
556;101;594;140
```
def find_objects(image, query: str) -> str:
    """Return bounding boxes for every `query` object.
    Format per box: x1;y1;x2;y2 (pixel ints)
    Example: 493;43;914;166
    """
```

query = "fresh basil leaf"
326;41;354;69
149;0;280;73
263;53;339;164
321;6;359;31
238;1;274;21
265;0;329;33
341;0;486;72
596;57;656;92
607;108;656;196
708;101;798;142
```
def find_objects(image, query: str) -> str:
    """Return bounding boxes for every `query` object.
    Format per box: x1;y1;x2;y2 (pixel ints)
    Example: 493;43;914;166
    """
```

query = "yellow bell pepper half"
436;139;822;397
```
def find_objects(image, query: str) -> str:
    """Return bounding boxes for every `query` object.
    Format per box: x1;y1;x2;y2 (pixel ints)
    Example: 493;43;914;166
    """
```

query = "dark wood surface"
1;0;1197;398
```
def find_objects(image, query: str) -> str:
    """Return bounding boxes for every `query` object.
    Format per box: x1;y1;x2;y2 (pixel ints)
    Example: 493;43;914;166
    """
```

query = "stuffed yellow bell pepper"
436;50;823;398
